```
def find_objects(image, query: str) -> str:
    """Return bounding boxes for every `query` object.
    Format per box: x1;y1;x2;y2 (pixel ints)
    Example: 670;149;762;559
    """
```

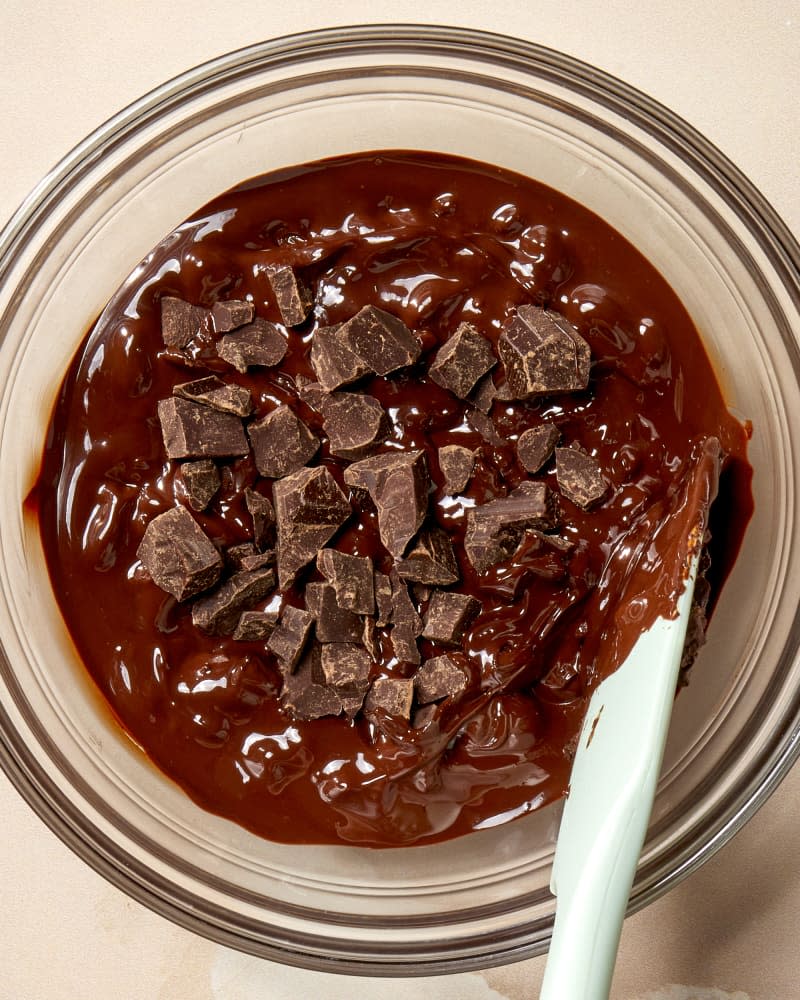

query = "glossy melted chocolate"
34;152;752;847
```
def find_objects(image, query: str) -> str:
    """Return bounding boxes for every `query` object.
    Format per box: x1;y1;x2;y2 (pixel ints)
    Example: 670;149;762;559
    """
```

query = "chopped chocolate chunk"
412;702;439;730
174;375;253;417
180;459;220;511
244;487;275;550
310;323;371;392
248;405;319;479
210;299;255;333
233;609;278;641
374;571;394;627
517;424;560;473
273;466;351;589
414;655;468;704
411;583;432;603
345;450;429;558
465;481;559;573
498;305;591;399
396;526;459;586
225;542;270;572
429;322;496;398
305;582;363;643
389;570;422;665
267;604;314;669
422;591;481;646
555;445;610;509
365;676;414;720
321;643;371;691
217;317;287;373
467;408;504;446
160;296;208;348
438;444;475;495
191;567;275;635
339;304;421;375
472;374;497;413
281;645;343;721
268;265;314;327
157;397;248;460
362;617;379;660
239;551;275;572
296;378;328;411
317;549;375;615
137;506;222;602
322;392;389;460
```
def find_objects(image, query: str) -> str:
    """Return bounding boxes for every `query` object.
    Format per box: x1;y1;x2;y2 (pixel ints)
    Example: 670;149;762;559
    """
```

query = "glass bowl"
0;25;799;976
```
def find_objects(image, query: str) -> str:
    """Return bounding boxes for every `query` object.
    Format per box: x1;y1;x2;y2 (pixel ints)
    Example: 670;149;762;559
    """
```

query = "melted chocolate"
34;152;752;847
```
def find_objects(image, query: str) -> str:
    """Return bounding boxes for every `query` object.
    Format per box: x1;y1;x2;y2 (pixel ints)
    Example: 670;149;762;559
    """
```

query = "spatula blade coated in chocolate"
210;299;255;334
158;397;248;460
429;322;496;399
498;305;590;399
268;266;314;327
273;466;352;589
321;392;389;460
422;591;481;646
248;405;319;479
267;604;314;669
160;296;208;348
395;526;460;586
180;459;220;511
414;655;468;704
339;304;421;375
438;444;475;495
555;445;610;509
310;324;371;392
317;549;375;615
217;317;287;373
191;567;276;635
137;506;222;602
517;423;560;473
174;375;253;417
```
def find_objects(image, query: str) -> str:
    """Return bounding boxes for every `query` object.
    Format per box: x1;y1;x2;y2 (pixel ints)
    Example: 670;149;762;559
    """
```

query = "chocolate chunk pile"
137;281;611;725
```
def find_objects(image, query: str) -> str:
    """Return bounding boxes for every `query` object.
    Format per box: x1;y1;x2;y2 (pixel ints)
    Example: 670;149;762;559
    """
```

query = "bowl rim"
1;22;800;975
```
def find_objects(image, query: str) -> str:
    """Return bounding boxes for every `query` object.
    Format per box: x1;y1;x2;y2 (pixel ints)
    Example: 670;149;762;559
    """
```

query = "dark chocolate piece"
345;450;429;558
322;392;389;460
280;646;343;721
180;459;220;511
467;408;504;447
244;487;275;550
414;655;468;704
411;583;432;603
422;591;481;646
438;444;475;495
465;481;559;573
310;324;371;392
374;571;394;628
517;424;560;473
268;266;314;327
233;609;278;641
248;405;319;479
137;506;222;602
472;374;497;413
429;322;496;399
225;542;268;572
160;296;208;348
339;304;421;375
361;617;379;661
305;582;363;644
210;299;255;333
157;397;248;460
321;643;371;691
239;551;275;572
389;570;422;665
174;375;253;417
555;446;610;509
296;378;328;411
191;567;276;635
267;604;314;669
217;317;287;373
365;677;414;720
412;702;439;730
498;305;591;399
317;549;375;615
273;466;352;589
395;526;459;586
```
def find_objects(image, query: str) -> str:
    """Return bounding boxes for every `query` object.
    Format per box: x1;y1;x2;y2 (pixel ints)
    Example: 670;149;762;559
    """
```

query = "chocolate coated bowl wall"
35;151;751;847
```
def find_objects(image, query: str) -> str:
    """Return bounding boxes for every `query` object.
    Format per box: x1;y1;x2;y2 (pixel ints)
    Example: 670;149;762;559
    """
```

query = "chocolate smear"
429;322;496;398
517;424;560;473
191;567;276;636
268;265;314;327
217;317;287;373
137;506;222;602
498;305;590;399
248;405;319;479
273;466;351;589
555;445;610;509
157;397;248;460
422;591;481;646
180;459;220;512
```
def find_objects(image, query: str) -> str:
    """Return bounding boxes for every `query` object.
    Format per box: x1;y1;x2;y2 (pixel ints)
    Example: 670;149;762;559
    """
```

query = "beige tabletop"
1;3;798;998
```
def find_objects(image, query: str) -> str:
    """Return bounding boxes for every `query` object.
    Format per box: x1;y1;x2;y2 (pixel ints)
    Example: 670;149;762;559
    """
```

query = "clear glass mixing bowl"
0;25;799;975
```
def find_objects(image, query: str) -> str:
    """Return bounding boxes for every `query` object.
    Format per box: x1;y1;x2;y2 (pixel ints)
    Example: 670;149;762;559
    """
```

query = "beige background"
1;3;798;998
